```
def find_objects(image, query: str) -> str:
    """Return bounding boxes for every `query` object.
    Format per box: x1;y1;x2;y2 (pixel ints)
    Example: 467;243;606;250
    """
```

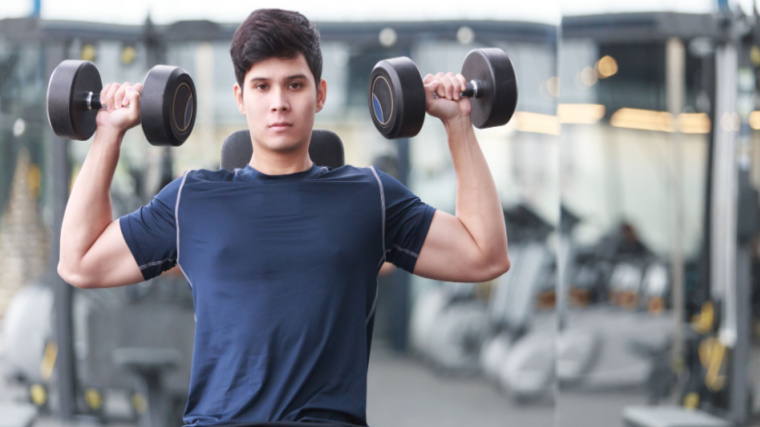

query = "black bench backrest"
220;129;345;171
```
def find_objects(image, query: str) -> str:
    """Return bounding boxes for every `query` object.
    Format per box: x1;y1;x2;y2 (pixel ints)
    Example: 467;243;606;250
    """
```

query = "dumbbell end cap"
462;48;518;129
47;60;102;140
140;65;197;147
368;57;426;139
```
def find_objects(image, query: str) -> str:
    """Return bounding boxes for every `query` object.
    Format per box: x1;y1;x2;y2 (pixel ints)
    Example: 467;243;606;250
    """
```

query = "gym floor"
368;341;760;427
366;343;553;427
1;342;759;426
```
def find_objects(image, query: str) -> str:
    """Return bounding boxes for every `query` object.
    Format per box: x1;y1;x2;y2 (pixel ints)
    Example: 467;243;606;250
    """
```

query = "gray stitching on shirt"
369;167;385;326
175;172;194;290
370;166;386;256
139;258;175;271
392;244;419;259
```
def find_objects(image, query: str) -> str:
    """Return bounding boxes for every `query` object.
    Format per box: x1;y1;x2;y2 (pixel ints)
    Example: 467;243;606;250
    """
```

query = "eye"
254;83;268;91
289;81;304;90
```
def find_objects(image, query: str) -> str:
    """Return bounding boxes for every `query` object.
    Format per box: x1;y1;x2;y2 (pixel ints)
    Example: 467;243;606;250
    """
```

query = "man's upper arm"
377;169;506;282
413;210;505;282
69;176;183;288
71;219;145;288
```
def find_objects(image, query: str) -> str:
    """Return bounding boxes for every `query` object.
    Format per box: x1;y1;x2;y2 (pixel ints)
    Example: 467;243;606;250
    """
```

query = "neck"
249;147;312;175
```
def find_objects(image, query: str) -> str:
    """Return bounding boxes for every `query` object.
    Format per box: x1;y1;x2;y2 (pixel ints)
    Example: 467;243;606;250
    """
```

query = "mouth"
269;122;293;130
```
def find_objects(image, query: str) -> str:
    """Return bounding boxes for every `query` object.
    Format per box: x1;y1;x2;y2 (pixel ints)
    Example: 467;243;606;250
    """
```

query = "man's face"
233;54;326;156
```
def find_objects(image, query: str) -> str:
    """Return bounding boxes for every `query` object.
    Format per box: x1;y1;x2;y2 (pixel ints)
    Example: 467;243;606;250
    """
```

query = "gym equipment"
481;212;679;400
46;60;196;146
3;277;194;424
498;327;555;398
220;129;345;170
0;403;36;426
409;204;558;378
114;348;181;427
368;48;518;139
623;406;732;427
422;286;489;372
608;261;648;309
409;286;450;358
498;306;674;400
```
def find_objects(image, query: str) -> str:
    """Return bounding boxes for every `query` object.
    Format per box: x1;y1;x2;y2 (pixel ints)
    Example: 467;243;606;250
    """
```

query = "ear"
233;82;245;115
316;79;327;113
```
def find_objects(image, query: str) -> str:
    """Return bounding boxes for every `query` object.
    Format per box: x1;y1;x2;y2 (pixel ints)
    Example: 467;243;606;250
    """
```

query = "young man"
58;8;509;427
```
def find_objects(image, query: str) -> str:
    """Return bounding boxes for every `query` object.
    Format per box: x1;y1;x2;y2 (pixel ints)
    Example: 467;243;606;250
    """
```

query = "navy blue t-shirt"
119;164;436;426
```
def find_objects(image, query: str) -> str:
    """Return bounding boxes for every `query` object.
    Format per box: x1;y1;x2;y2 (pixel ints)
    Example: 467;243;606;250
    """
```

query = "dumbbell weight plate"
47;60;102;140
461;48;518;129
368;57;426;140
140;65;196;147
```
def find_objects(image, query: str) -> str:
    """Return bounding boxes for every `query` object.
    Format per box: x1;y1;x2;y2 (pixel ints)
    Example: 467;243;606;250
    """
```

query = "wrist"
93;126;127;147
443;115;473;136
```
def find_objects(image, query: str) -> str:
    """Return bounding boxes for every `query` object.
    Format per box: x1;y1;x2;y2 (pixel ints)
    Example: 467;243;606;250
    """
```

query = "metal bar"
698;51;716;324
666;37;685;359
46;40;78;418
0;17;554;46
728;164;753;424
711;42;738;345
731;234;751;423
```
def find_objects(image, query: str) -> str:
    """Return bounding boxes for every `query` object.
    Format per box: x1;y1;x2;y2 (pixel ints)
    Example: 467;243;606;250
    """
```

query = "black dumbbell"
368;48;518;139
46;60;197;146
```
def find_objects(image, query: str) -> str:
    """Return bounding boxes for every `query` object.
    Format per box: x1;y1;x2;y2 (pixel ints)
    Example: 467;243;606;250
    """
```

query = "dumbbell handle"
83;91;138;110
462;80;481;98
432;80;483;99
85;92;103;110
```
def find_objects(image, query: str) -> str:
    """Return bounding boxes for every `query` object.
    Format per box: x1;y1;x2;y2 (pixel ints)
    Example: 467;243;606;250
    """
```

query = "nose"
270;87;289;112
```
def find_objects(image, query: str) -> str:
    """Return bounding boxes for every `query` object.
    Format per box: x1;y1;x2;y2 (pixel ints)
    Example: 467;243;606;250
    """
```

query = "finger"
424;80;439;101
121;82;134;107
114;82;131;109
436;73;455;100
424;79;439;91
126;84;141;113
445;72;458;100
103;83;120;111
456;74;467;97
434;73;447;98
423;74;435;84
99;84;110;110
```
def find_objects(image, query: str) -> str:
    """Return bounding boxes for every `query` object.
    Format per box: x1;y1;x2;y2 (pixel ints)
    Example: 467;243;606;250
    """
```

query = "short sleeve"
119;175;183;281
377;169;436;273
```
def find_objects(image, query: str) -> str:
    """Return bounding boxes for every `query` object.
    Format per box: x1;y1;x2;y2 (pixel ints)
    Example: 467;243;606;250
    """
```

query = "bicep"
77;219;144;288
413;211;500;283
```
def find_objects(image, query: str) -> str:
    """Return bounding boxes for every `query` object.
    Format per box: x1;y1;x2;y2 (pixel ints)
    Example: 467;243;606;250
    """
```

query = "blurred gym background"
0;0;758;426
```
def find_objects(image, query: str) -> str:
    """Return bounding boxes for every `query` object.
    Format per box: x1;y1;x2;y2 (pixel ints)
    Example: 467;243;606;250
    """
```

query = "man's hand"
95;82;143;136
423;72;471;125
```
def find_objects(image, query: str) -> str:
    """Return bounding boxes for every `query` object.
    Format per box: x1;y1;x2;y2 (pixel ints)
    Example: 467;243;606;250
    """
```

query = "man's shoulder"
183;168;235;183
150;168;233;201
316;164;384;182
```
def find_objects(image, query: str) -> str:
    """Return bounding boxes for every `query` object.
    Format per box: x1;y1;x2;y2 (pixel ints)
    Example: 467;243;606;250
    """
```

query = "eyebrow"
248;74;309;83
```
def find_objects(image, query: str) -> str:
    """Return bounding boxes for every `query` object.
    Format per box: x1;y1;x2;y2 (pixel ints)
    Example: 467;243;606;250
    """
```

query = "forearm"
445;117;508;264
59;128;123;271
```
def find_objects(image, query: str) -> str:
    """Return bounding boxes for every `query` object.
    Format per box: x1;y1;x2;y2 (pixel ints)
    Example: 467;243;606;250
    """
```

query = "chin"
266;138;307;153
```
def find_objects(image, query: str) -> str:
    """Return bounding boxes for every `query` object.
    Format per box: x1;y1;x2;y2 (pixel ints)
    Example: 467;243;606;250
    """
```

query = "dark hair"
230;9;323;92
